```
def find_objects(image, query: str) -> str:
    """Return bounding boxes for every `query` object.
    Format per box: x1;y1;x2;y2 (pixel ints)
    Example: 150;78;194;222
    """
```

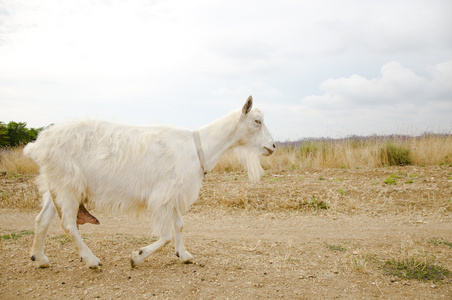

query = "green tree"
7;121;30;146
0;121;44;148
27;127;40;142
0;122;9;147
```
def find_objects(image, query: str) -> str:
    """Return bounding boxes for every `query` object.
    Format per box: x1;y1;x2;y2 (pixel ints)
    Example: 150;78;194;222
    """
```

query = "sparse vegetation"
1;230;33;241
305;196;328;210
338;188;347;195
383;257;450;281
429;237;452;248
50;234;72;245
384;174;401;185
0;171;40;210
324;242;346;252
349;252;375;274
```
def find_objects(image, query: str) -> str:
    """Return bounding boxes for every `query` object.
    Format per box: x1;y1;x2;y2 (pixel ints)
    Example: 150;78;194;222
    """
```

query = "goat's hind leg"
31;192;56;268
59;194;102;269
174;210;193;263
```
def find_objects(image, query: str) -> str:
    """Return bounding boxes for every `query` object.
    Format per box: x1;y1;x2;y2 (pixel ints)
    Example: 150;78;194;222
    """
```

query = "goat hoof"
31;254;50;268
89;264;101;270
87;260;102;269
130;259;137;269
81;254;102;269
177;250;193;263
130;250;142;268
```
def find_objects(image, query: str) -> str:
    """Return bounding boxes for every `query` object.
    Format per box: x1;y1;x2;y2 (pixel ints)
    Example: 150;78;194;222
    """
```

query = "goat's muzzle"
264;143;276;156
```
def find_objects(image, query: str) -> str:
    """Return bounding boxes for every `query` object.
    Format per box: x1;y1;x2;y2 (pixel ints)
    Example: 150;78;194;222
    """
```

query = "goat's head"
234;95;276;182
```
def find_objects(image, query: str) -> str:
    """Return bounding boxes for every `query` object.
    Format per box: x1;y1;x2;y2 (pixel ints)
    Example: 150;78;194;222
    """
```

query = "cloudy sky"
1;0;451;141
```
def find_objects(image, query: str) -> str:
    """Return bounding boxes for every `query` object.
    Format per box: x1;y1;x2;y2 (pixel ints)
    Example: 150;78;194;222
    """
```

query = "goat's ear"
242;95;253;115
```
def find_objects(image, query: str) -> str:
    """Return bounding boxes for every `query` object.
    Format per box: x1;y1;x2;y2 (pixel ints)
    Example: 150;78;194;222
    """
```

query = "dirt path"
1;207;452;299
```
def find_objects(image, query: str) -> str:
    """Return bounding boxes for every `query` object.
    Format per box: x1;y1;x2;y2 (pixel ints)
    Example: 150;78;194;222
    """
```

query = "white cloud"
302;61;451;108
292;61;452;137
301;62;430;110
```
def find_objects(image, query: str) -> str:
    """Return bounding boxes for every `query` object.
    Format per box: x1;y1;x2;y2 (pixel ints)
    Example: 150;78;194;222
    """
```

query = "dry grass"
0;173;41;210
1;134;451;177
198;166;452;215
0;148;41;210
215;134;452;172
207;134;452;214
0;148;39;174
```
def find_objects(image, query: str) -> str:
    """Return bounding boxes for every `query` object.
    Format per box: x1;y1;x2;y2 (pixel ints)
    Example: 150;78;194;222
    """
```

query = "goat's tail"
23;141;37;159
23;139;46;165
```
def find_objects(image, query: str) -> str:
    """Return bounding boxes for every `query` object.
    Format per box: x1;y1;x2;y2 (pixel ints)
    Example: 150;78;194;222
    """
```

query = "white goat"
24;96;275;269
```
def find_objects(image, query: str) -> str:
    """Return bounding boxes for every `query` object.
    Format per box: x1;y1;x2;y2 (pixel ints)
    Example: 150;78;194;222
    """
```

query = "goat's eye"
255;120;261;125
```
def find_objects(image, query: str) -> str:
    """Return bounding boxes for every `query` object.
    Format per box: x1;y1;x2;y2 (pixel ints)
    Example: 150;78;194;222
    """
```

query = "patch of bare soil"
1;166;452;299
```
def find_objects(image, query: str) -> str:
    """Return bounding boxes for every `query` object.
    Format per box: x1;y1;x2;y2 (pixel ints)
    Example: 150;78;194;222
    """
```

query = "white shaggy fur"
24;96;275;269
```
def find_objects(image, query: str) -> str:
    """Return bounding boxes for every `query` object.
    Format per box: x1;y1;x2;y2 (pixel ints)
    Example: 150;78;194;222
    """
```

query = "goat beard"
233;146;264;182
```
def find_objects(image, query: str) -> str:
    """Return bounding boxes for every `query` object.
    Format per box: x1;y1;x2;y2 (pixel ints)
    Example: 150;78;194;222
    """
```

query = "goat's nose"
273;143;276;149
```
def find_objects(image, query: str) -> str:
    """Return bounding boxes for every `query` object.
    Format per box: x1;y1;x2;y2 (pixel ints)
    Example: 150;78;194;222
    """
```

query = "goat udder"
77;204;100;225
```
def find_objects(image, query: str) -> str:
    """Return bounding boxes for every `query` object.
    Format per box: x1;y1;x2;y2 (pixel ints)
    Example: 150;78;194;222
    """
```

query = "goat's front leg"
130;226;172;268
59;195;102;269
174;210;193;263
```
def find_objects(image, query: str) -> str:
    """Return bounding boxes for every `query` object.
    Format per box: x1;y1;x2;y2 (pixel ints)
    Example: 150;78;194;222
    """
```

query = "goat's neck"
196;111;241;172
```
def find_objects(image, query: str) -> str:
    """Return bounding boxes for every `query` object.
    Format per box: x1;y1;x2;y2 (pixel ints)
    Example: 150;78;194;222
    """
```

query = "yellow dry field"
1;166;452;299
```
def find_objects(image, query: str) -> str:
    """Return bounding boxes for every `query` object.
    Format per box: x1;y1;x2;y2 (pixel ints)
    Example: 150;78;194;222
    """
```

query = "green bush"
382;142;412;166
